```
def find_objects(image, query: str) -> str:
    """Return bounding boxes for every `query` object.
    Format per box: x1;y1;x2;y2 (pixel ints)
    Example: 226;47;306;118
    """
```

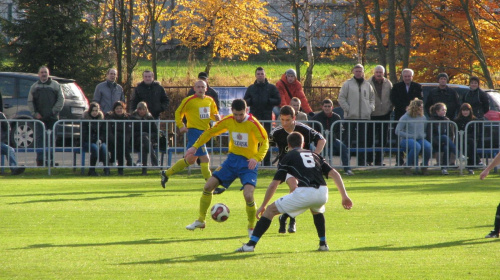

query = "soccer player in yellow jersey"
185;99;269;237
161;80;220;187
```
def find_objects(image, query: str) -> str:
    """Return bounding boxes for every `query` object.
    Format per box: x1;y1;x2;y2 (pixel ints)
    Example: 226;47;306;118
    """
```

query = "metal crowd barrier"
2;118;500;175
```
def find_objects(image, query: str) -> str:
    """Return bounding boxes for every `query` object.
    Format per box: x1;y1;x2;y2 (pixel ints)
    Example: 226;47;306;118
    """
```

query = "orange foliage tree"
168;0;281;75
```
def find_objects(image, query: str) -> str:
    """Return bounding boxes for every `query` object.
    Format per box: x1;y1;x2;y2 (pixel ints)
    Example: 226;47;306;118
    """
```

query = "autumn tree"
169;0;280;75
413;0;500;87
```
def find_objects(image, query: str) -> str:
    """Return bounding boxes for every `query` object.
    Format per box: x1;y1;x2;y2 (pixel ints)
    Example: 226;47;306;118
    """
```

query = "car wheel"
11;121;35;148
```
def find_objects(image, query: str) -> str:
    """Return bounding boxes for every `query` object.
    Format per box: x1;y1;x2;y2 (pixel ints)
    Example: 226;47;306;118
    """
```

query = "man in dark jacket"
187;72;220;110
390;68;423;121
1;112;25;175
424;73;460;119
312;99;353;175
27;66;65;166
131;70;169;119
463;76;489;119
244;67;281;166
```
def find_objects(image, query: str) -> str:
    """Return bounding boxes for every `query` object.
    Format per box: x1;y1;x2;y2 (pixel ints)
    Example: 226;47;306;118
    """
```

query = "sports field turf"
1;169;499;279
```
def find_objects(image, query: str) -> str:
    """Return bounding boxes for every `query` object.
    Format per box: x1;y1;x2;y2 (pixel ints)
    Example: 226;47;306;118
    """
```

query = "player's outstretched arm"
328;169;352;210
256;180;280;219
480;152;500;180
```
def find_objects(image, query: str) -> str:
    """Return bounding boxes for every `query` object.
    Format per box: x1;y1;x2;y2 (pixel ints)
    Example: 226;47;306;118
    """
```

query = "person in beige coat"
367;65;393;165
338;64;375;166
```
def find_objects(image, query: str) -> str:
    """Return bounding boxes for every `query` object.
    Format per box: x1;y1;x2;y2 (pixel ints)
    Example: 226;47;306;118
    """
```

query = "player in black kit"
270;105;326;234
235;131;353;252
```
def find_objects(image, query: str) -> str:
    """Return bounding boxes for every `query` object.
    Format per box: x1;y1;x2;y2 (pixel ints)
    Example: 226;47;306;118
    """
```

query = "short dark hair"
231;99;247;111
198;72;208;79
280;105;295;117
322;99;333;106
469;76;480;85
112;100;126;111
255;67;264;73
287;132;304;149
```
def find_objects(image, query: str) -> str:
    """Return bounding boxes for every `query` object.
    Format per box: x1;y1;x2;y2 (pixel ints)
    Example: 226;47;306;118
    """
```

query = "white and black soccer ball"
210;203;230;222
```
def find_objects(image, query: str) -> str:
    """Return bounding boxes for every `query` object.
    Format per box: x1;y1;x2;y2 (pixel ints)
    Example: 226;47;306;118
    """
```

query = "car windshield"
60;83;84;100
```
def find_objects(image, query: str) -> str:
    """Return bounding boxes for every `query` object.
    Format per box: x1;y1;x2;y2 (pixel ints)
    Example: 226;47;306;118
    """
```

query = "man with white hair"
367;65;393;166
337;64;375;166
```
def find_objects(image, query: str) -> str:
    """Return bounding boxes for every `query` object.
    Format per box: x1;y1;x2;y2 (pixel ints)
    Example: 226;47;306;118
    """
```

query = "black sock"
280;213;289;222
247;216;272;247
289;216;296;225
494;203;500;232
313;213;326;246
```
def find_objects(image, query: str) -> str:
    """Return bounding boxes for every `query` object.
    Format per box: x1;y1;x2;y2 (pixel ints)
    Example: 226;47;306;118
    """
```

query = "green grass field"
1;169;500;279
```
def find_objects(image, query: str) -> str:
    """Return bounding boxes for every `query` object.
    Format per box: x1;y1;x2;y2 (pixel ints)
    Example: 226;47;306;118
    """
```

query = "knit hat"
198;72;208;79
285;68;297;77
437;73;449;82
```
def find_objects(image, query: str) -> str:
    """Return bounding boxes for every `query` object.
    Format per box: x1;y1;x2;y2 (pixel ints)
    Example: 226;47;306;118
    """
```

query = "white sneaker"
468;169;474;175
344;170;354;176
318;245;330;251
186;220;205;231
441;169;449;175
248;228;254;238
235;244;255;252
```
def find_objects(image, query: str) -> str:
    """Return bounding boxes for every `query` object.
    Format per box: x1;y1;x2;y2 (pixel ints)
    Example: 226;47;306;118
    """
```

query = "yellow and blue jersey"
175;95;219;130
192;114;269;162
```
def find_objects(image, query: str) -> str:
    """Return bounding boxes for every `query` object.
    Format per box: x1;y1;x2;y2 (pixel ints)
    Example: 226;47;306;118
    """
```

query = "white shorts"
275;186;328;218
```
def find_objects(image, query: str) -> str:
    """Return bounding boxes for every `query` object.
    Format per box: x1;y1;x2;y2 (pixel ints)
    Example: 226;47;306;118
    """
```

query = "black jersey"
270;122;325;162
274;148;332;188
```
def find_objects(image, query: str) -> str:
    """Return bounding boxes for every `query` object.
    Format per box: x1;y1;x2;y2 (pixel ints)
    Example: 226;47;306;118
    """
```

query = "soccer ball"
211;203;230;222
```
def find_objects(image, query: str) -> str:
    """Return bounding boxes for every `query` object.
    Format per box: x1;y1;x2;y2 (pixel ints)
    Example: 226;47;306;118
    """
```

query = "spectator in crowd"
244;67;280;166
270;105;327;234
337;63;375;166
427;103;456;175
93;68;124;114
367;65;393;166
390;68;423;121
395;98;431;175
161;80;220;187
290;97;308;121
276;68;314;119
105;101;132;175
424;73;460;119
479;154;500;238
462;76;489;119
390;68;423;166
454;103;480;175
312;99;354;176
130;101;158;176
131;70;169;120
82;102;109;176
27;66;65;166
187;72;220;110
0;112;25;175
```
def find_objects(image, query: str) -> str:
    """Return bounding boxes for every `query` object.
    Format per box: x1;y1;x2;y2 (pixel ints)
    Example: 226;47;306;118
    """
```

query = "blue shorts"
187;128;207;157
213;153;258;189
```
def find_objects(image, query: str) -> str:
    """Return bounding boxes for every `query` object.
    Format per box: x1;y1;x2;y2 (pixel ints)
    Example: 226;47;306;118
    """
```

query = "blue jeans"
331;139;351;172
432;135;456;166
400;139;431;167
83;142;108;167
1;143;18;167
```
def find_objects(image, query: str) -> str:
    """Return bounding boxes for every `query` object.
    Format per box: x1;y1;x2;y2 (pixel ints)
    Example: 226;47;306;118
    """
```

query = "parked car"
0;72;89;148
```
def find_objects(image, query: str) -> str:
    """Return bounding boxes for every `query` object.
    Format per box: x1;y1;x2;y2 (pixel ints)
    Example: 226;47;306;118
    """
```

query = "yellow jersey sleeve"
175;95;218;130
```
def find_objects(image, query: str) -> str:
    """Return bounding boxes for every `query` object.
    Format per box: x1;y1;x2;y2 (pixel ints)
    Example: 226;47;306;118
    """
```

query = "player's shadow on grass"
120;251;257;265
341;238;500;252
7;193;143;204
14;236;243;250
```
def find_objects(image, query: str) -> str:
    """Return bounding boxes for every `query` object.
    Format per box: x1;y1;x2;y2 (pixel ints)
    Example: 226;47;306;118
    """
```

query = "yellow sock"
246;201;256;229
198;191;212;222
200;162;212;180
166;158;189;176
